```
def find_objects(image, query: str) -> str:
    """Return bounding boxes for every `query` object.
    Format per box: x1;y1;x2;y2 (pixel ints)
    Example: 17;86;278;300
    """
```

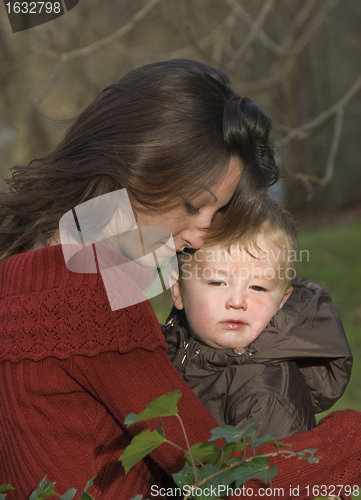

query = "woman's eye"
185;202;200;215
250;285;266;292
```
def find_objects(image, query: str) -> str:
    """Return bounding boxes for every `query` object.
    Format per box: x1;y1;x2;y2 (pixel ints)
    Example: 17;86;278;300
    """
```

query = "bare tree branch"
278;73;361;146
284;0;340;63
224;0;285;57
281;0;318;50
180;11;241;68
212;12;237;64
35;0;161;103
227;0;276;69
286;107;344;189
323;107;344;185
164;9;240;65
36;61;64;104
38;0;161;61
152;32;212;60
237;0;341;93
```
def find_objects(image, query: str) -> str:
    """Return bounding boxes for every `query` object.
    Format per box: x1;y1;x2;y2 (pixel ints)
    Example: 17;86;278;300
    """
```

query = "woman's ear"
171;280;184;310
279;285;293;309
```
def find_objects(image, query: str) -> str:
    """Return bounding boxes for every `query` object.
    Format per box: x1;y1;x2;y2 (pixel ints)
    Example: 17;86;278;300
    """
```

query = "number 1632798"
5;2;61;14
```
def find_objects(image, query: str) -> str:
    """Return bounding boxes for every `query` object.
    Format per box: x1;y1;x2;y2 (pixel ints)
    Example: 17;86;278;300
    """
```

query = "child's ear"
171;280;184;310
279;285;293;309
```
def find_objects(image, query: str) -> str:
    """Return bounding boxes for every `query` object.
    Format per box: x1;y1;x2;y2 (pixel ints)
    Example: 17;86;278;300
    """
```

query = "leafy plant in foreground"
0;391;321;500
119;390;321;500
0;477;95;500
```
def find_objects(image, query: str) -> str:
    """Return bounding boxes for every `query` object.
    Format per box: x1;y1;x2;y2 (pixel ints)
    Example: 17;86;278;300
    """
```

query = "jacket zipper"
181;342;189;364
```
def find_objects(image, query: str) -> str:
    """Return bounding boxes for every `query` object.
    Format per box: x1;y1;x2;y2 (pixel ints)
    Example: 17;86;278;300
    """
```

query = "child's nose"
226;289;247;310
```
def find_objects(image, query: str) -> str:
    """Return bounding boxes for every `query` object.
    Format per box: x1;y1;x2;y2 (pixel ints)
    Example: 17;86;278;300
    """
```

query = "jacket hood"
163;278;352;413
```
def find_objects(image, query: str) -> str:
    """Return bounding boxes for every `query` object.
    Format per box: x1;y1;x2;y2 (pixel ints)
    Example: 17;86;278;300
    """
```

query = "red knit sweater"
0;246;360;500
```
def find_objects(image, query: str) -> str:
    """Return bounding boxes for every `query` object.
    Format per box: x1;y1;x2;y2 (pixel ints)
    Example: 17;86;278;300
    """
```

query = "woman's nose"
181;227;208;250
181;210;215;249
226;289;247;310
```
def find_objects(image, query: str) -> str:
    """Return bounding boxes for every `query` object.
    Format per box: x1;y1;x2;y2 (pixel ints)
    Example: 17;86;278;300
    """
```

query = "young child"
162;196;352;439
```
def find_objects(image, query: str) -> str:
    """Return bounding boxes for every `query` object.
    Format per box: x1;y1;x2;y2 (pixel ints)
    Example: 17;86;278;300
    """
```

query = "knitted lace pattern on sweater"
0;245;167;362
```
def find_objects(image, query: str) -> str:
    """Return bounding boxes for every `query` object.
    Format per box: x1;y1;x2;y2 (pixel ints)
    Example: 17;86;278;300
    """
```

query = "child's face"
171;238;293;349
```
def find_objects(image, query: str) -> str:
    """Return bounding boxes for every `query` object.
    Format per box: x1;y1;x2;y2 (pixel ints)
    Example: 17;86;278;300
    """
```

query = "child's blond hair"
179;195;298;289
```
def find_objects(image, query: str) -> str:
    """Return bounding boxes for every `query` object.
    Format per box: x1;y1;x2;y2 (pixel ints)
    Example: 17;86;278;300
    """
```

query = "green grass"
297;221;361;417
297;221;361;500
151;220;361;417
150;289;173;325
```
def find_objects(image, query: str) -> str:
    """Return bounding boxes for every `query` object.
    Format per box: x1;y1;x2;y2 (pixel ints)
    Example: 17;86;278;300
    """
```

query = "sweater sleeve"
70;347;220;475
261;409;361;499
70;348;361;499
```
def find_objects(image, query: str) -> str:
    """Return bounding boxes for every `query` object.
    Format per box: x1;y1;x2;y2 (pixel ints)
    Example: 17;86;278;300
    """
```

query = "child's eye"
250;285;266;292
209;281;225;286
185;202;200;215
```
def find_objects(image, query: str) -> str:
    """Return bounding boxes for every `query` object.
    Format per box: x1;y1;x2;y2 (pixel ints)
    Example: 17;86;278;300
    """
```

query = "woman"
0;60;360;500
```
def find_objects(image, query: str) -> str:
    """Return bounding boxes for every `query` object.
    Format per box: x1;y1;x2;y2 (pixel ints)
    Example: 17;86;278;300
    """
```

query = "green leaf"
129;496;150;500
0;495;7;500
124;391;181;426
80;477;96;500
210;421;260;443
29;477;56;500
274;441;291;448
303;448;318;454
0;486;15;494
59;488;77;500
184;443;223;466
191;464;222;500
195;463;250;500
226;457;278;487
80;491;95;500
172;464;195;490
83;478;95;492
30;486;56;499
251;433;276;449
222;442;246;463
173;464;228;499
156;420;166;439
119;428;166;472
304;455;322;464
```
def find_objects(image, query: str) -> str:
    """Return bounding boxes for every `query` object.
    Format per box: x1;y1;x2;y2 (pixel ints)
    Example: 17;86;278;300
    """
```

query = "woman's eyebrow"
191;182;218;204
196;190;217;206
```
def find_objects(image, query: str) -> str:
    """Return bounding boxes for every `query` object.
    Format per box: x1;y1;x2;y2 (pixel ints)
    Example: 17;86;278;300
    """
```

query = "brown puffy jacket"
162;278;352;439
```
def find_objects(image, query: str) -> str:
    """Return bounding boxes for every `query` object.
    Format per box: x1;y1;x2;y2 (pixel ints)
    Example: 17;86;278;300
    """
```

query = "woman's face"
131;156;243;252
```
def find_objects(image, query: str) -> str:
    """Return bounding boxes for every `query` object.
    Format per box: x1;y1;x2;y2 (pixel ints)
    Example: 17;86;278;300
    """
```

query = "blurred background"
0;0;360;415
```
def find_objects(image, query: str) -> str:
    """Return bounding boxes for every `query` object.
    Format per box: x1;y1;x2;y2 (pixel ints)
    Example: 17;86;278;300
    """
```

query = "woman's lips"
220;321;246;330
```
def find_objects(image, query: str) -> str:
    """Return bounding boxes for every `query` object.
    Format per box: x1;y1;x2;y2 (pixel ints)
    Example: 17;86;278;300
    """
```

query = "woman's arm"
71;347;220;473
72;348;361;499
269;408;361;497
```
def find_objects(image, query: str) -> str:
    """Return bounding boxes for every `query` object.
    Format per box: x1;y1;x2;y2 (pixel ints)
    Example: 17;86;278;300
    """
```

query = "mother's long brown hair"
0;59;278;261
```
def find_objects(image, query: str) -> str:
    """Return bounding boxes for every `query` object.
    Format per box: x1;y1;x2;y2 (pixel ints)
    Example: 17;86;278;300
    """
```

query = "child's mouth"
220;321;246;330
